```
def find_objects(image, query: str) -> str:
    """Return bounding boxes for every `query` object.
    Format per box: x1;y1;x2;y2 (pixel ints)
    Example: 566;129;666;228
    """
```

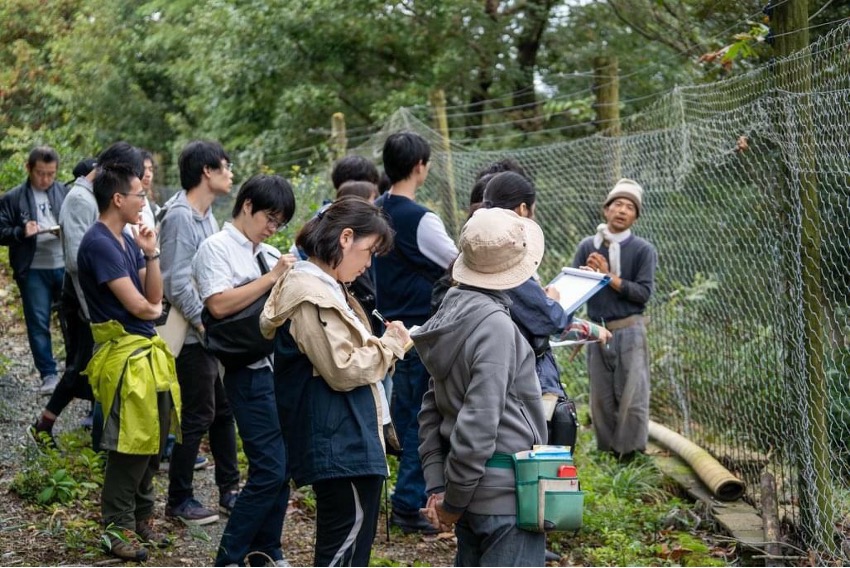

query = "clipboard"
546;266;610;316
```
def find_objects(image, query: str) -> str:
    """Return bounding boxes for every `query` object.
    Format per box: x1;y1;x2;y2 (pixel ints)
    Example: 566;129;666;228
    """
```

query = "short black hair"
377;171;392;195
331;155;380;189
475;157;529;182
27;146;59;168
231;174;296;223
483;171;536;211
93;163;136;213
296;196;394;269
178;140;230;190
382;132;430;184
336;180;378;201
97;142;144;179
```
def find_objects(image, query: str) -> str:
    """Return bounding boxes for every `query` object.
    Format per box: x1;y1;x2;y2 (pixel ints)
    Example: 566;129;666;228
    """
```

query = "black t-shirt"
78;222;155;337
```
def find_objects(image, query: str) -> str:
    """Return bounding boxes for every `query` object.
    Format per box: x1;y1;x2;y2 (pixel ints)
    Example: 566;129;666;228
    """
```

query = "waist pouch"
487;450;584;533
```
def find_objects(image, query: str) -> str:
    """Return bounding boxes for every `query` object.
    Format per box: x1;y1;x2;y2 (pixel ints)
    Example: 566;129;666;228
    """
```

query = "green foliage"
553;428;728;566
11;430;104;507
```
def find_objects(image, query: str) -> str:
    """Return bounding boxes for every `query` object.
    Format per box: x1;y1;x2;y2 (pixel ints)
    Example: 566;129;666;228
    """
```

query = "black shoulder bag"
202;253;274;369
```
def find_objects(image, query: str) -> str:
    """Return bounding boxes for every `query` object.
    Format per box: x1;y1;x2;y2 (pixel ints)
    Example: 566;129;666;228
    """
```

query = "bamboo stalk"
648;420;745;501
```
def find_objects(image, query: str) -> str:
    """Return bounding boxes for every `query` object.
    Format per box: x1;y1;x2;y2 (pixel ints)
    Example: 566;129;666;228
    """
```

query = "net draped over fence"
288;20;850;562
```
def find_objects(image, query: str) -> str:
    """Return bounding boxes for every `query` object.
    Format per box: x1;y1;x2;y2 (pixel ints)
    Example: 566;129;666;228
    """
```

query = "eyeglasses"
121;191;147;199
220;162;234;172
261;210;287;232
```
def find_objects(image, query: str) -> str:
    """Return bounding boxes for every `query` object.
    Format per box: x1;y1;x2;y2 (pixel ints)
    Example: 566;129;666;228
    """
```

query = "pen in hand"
372;309;391;326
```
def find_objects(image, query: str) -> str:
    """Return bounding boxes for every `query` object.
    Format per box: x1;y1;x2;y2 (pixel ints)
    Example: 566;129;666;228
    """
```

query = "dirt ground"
0;316;458;567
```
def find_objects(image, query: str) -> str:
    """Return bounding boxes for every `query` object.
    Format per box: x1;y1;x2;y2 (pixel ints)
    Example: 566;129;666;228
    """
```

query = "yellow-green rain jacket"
85;321;182;454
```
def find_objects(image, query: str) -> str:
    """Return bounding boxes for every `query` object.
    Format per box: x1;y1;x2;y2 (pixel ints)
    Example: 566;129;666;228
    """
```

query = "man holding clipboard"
572;179;657;462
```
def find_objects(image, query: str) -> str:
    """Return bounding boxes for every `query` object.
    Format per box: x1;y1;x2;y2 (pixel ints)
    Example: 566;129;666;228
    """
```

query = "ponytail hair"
482;171;536;211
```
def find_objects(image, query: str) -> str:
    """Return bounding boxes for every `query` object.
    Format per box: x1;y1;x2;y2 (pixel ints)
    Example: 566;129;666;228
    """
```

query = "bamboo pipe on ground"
648;420;746;502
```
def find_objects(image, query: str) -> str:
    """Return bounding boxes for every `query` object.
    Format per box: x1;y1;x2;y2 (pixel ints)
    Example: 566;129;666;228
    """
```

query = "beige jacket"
261;266;405;394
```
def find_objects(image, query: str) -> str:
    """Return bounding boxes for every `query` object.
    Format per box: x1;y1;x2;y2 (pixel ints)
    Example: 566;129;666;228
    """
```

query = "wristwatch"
145;247;161;261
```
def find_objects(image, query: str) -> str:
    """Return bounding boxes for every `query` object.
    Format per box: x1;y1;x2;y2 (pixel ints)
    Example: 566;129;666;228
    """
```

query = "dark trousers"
216;366;289;567
390;350;429;514
45;276;94;415
455;512;545;567
102;392;170;530
313;475;384;567
168;343;240;507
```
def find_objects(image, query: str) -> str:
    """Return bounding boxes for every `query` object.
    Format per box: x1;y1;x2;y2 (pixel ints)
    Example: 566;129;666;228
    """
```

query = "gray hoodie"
159;190;219;344
413;286;546;516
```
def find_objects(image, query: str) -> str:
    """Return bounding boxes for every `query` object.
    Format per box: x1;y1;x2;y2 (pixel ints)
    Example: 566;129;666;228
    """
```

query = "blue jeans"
18;268;64;377
390;350;429;514
216;366;289;567
455;512;545;567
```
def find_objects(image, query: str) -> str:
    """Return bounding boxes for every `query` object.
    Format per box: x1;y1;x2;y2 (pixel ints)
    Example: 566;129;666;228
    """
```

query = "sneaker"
269;558;291;567
219;489;239;516
135;517;170;548
194;455;209;470
38;374;60;396
545;548;561;563
165;498;219;526
25;422;57;452
390;509;439;535
105;529;149;562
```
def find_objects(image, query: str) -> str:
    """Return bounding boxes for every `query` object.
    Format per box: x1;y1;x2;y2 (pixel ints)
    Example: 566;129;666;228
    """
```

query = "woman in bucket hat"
413;207;547;566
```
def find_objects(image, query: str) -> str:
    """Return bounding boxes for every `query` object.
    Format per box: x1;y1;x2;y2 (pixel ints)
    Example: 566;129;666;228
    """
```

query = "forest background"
0;0;844;185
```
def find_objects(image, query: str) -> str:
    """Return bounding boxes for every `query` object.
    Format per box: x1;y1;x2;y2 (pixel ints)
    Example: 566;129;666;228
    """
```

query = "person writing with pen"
261;196;409;567
571;178;657;462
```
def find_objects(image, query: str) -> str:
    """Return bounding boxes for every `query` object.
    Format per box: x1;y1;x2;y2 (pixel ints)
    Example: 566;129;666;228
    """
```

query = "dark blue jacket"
507;278;572;396
0;179;67;281
374;193;445;326
273;320;387;487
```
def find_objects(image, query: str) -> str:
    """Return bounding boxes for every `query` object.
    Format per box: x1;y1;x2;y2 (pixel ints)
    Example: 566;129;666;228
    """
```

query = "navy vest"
374;193;445;326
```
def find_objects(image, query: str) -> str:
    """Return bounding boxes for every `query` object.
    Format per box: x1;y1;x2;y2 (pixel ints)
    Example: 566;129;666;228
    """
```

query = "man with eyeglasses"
0;146;68;397
159;140;241;527
27;142;144;450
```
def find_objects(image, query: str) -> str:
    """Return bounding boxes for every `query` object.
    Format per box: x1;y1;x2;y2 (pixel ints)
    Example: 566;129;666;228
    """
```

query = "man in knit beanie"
571;178;657;461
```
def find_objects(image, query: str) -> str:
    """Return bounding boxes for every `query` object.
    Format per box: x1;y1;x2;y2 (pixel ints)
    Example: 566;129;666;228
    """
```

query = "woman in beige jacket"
261;196;410;567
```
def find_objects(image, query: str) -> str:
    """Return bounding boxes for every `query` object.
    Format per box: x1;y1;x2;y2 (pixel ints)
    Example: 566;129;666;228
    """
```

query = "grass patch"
552;426;730;566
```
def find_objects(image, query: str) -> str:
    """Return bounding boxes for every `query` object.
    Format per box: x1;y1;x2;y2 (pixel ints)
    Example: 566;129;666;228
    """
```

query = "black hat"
72;158;97;179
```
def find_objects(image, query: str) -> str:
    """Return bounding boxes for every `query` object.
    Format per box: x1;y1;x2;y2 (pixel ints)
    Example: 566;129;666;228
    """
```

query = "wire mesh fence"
332;20;850;562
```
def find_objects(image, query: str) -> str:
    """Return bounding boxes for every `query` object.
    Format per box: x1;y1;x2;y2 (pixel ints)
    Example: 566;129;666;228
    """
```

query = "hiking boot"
390;509;439;535
194;455;209;470
25;421;58;452
165;498;219;526
219;489;239;516
135;517;171;548
105;529;149;562
38;374;60;396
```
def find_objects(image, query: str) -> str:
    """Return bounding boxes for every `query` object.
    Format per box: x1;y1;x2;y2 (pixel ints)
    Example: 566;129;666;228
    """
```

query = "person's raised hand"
24;220;39;238
270;253;297;280
383;320;410;347
132;224;158;257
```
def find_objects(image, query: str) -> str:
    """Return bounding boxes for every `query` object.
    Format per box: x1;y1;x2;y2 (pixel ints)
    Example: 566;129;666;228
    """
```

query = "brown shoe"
106;529;149;562
136;517;171;548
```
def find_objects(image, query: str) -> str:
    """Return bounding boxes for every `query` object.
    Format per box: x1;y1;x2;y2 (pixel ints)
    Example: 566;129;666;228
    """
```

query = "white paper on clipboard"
547;266;610;315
